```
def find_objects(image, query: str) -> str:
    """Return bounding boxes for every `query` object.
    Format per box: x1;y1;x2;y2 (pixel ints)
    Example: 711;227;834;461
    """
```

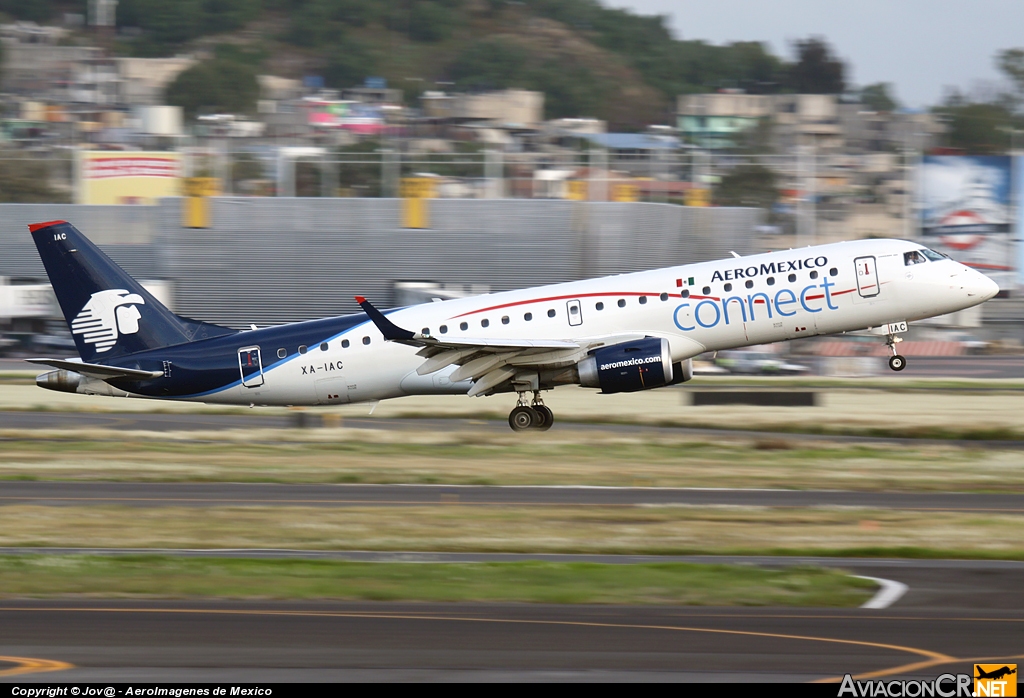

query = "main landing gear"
886;333;906;372
508;391;554;432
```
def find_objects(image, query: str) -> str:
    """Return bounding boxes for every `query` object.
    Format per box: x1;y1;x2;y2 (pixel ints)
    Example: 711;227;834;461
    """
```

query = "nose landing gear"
886;333;906;372
508;391;555;432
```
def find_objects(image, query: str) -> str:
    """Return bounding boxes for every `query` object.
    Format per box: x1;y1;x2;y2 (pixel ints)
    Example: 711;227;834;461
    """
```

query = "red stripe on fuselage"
450;287;857;319
453;291;667;318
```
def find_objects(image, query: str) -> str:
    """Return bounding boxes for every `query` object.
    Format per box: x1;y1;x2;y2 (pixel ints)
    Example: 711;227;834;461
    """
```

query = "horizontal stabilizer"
26;358;162;381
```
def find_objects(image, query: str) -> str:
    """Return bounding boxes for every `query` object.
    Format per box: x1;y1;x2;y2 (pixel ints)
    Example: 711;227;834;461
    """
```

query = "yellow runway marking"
0;606;957;681
0;655;73;677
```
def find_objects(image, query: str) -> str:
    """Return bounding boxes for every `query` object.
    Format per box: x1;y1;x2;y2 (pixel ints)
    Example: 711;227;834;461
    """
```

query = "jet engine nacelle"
578;337;690;394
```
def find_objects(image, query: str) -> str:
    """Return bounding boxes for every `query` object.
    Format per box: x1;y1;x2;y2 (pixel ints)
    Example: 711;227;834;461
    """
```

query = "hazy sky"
615;0;1024;108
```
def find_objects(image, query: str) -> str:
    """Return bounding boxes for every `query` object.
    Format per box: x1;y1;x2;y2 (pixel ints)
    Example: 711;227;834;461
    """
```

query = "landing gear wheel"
888;355;906;372
532;405;554;431
509;406;537;431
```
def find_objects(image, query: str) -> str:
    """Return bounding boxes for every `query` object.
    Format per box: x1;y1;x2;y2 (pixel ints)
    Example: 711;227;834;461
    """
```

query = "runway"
1;481;1023;511
1;599;1021;682
5;409;1024;451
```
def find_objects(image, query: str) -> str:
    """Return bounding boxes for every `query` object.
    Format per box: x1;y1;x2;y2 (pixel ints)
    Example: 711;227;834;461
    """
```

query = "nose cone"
967;273;999;301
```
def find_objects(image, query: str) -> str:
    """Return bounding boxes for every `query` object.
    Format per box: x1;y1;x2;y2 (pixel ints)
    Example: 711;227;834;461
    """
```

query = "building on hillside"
839;106;944;154
677;92;843;151
1;43;102;100
676;91;771;149
116;56;196;106
421;89;544;129
769;94;843;152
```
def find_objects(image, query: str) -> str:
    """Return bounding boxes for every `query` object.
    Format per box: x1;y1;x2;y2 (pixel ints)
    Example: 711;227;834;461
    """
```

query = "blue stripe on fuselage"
104;311;381;399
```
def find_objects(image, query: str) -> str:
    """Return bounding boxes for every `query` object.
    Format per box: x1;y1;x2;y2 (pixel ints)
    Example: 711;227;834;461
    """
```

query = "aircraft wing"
26;358;163;381
356;296;644;396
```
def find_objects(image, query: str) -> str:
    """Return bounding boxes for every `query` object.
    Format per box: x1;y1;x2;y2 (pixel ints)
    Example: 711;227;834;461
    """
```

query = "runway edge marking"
855;575;910;609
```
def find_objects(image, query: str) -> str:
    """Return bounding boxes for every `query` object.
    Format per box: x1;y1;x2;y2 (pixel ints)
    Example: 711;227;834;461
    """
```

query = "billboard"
76;150;183;205
917;155;1014;291
1018;156;1024;289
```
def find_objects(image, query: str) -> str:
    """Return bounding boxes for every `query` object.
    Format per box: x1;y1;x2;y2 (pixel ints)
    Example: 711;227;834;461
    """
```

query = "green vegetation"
0;156;69;203
713;164;778;209
2;504;1023;559
117;0;261;56
930;47;1024;154
860;83;899;113
2;427;1024;492
0;555;874;605
164;46;261;118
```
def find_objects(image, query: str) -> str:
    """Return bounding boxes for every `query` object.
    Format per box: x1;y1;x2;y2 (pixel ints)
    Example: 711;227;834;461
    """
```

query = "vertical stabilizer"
30;220;229;363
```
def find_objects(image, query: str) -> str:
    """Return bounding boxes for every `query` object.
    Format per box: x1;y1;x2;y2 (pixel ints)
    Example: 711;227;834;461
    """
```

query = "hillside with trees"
0;0;857;129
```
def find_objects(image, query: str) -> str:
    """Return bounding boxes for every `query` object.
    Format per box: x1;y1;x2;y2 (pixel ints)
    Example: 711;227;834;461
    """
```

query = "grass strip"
0;555;875;606
1;431;1021;492
2;505;1023;559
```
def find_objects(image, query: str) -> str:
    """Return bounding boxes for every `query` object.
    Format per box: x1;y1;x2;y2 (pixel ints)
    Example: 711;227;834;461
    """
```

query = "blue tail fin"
30;220;233;363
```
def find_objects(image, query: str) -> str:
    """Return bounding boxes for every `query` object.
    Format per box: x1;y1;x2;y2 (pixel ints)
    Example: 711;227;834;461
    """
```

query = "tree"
996;48;1024;112
0;0;54;22
164;52;259;118
786;38;845;94
713;164;778;209
934;100;1014;154
0;156;68;203
860;83;898;112
323;35;376;88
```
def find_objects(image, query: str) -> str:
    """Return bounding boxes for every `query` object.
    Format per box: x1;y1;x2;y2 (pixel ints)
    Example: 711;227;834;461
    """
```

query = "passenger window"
547;309;556;317
362;336;370;345
570;305;578;314
524;312;533;321
788;274;796;282
829;268;838;276
702;286;711;295
724;283;733;292
617;299;626;308
767;277;775;286
439;325;448;334
745;280;753;289
298;345;307;354
460;322;468;330
320;342;328;351
904;250;926;266
810;270;818;280
681;289;690;298
501;316;509;325
421;328;430;335
481;319;489;328
596;302;604;310
277;348;286;359
639;296;647;305
660;292;668;301
341;339;350;348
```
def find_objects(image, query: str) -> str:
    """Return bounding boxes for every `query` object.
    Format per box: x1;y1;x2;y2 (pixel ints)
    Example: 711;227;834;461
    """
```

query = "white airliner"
29;220;998;431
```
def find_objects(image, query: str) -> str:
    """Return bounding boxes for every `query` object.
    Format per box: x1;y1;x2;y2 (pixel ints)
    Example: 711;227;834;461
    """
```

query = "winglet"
355;296;416;341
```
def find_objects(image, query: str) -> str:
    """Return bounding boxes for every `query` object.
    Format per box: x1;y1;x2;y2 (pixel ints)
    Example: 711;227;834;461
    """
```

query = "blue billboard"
917;155;1014;292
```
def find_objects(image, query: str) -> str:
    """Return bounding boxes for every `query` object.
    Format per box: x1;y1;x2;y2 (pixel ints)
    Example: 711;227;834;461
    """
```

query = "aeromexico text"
675;256;835;329
710;256;829;282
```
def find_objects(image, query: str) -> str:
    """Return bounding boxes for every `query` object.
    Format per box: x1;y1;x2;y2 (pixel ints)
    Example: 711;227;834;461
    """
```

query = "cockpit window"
904;250;926;266
920;248;947;261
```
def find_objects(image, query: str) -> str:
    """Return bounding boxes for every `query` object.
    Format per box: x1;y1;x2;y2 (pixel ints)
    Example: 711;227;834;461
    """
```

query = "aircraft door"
566;299;583;327
238;346;264;388
855;256;880;298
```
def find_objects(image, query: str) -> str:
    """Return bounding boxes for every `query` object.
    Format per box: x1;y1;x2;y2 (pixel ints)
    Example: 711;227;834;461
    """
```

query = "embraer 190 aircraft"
28;220;998;431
